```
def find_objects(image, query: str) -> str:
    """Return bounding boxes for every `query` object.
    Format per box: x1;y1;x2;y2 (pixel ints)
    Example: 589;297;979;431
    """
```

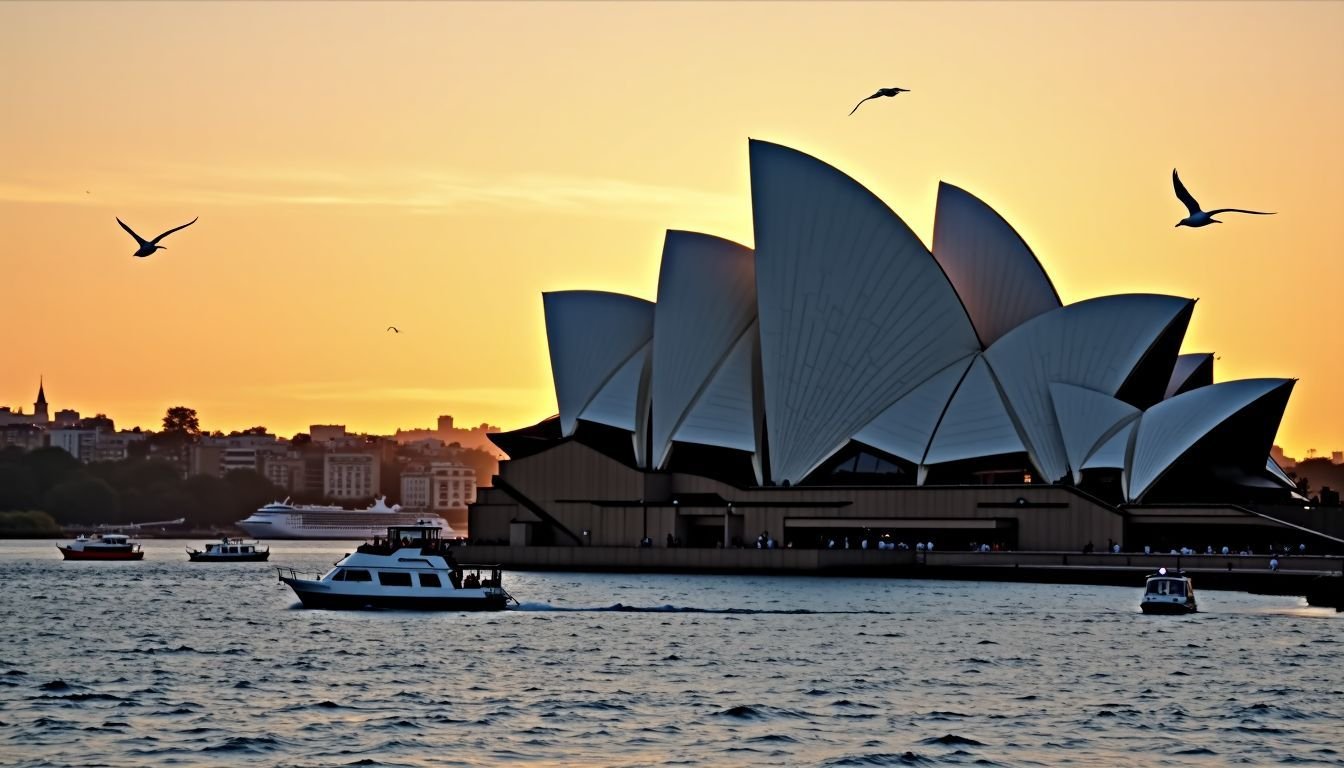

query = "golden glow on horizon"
1;1;1341;457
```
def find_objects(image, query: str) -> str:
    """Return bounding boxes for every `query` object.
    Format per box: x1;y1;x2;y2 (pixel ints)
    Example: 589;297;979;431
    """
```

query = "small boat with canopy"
1140;568;1197;614
188;538;270;562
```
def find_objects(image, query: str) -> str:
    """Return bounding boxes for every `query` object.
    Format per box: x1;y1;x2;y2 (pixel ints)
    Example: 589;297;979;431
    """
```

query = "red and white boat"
58;533;144;561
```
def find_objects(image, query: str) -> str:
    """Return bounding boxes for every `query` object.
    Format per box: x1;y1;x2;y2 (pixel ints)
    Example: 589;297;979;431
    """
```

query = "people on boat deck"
463;573;480;588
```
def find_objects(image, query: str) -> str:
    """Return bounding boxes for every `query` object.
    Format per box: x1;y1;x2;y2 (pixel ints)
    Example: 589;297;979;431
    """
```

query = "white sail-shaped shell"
984;294;1194;482
1265;457;1297;490
932;182;1061;347
853;355;976;463
650;231;757;468
543;291;654;437
750;140;980;483
579;341;650;432
1128;379;1295;501
924;356;1025;465
1082;420;1136;472
1049;382;1141;483
1164;353;1214;399
673;322;760;455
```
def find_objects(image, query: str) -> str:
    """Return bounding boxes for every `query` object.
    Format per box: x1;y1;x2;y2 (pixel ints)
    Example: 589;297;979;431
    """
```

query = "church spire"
34;376;49;424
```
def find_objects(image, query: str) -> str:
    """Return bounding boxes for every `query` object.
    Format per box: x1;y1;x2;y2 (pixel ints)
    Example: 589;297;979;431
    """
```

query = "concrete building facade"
323;452;380;500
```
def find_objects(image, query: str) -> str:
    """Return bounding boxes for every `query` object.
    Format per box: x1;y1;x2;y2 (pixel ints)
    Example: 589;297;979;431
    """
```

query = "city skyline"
2;2;1341;459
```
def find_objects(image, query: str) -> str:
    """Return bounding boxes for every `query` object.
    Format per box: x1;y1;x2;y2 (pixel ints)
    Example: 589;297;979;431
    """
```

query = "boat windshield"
1146;578;1187;596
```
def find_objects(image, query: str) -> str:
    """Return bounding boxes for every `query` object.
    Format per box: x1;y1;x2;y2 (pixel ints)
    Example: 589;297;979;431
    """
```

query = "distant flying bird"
117;217;198;257
849;87;911;116
387;326;400;333
1172;170;1274;228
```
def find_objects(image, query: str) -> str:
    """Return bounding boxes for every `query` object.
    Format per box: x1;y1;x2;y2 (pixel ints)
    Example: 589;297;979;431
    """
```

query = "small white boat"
1141;568;1197;614
188;538;270;562
277;523;513;611
58;533;144;561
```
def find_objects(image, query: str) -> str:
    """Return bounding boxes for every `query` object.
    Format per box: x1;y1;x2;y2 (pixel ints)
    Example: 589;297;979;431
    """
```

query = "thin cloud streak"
0;165;742;220
245;381;552;405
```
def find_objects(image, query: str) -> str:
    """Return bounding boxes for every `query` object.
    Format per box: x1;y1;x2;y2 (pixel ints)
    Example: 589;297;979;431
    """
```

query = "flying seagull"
1172;170;1274;228
117;217;198;257
387;326;400;333
849;87;911;116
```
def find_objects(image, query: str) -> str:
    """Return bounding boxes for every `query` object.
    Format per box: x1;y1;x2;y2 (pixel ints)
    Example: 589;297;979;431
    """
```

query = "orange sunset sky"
1;1;1341;458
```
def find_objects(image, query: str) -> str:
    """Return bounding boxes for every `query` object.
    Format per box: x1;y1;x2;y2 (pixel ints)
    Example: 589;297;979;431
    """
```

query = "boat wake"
511;602;893;615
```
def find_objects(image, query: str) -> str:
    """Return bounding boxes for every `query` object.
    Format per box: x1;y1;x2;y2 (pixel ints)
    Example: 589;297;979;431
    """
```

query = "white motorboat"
236;497;454;540
277;523;513;611
188;538;270;562
1140;568;1198;614
58;533;144;561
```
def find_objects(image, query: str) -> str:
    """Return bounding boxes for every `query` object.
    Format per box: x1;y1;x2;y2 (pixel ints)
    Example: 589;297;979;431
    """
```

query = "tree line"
0;446;283;531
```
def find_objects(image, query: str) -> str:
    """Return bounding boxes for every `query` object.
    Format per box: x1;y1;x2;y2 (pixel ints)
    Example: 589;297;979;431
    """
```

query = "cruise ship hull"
236;512;454;540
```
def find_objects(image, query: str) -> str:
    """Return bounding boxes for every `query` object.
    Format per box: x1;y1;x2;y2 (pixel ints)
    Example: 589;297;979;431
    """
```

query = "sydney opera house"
470;140;1326;552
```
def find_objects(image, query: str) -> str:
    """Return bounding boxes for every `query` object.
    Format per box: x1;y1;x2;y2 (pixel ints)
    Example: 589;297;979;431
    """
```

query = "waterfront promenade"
459;545;1344;599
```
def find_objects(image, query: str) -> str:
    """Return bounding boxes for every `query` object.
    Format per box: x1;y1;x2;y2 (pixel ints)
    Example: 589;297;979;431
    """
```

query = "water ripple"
1;539;1340;767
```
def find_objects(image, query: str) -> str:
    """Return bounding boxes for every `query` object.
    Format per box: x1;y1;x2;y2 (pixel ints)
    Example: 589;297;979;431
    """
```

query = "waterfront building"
0;423;45;452
401;468;432;509
471;140;1331;551
323;452;380;500
393;414;502;453
189;444;224;477
262;455;306;492
401;461;475;533
0;380;50;427
310;424;347;444
48;428;98;461
91;430;146;462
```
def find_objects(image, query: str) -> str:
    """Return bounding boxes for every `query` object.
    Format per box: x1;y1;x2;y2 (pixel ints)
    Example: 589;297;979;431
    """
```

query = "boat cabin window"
1147;578;1186;596
341;569;372;582
377;571;413;587
418;573;441;588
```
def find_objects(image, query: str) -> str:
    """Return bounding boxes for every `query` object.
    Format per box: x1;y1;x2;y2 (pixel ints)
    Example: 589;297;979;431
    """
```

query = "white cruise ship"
236;497;456;540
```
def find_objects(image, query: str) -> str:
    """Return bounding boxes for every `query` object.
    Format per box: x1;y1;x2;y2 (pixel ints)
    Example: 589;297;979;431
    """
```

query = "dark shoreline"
458;545;1344;608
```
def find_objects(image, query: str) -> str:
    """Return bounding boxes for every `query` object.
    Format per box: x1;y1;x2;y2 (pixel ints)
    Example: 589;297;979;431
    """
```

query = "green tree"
181;474;237;527
161;406;201;437
89;457;180;498
223;469;284;514
20;447;81;495
0;464;39;511
0;510;61;537
44;476;120;526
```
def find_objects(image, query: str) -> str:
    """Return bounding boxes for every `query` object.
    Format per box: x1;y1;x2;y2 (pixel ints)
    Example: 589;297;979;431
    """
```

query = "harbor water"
2;539;1341;767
